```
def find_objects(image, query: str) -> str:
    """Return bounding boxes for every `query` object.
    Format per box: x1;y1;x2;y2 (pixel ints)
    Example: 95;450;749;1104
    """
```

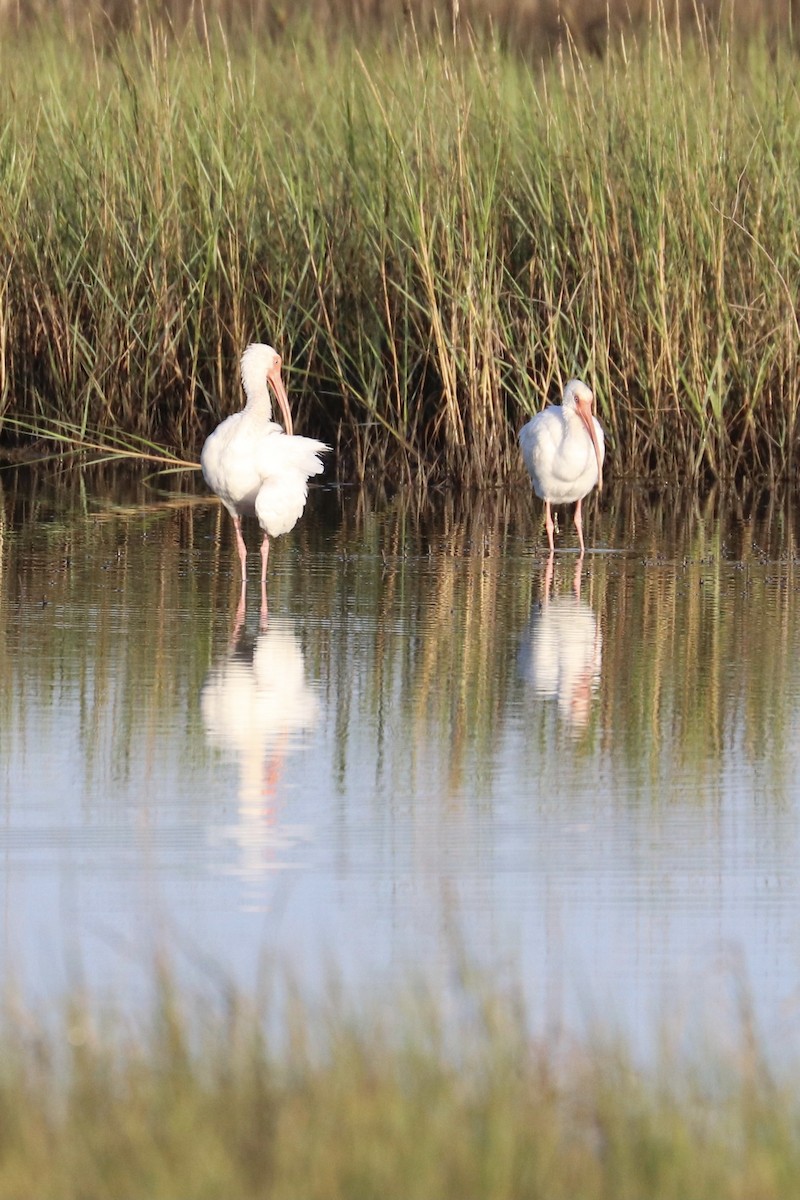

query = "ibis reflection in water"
200;588;319;881
518;555;602;731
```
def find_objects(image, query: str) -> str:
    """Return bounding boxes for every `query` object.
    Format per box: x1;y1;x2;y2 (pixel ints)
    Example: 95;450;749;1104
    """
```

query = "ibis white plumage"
201;343;330;583
519;379;605;555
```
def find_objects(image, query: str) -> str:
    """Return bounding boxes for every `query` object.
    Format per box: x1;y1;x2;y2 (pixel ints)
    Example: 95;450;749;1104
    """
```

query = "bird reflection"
518;555;602;730
200;586;318;877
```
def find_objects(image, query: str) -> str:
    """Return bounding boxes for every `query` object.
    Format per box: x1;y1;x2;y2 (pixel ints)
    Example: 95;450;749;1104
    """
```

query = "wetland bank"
3;1;800;1195
1;0;800;485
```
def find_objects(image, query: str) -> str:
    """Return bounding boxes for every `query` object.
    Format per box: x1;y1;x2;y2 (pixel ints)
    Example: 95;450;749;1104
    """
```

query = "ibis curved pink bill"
519;378;605;555
201;343;330;585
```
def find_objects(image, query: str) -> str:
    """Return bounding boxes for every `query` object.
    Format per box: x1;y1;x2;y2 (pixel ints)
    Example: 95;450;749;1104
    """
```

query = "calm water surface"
3;464;800;1052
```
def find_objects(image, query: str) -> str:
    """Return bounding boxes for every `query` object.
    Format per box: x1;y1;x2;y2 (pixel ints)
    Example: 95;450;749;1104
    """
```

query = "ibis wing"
256;433;330;482
254;435;331;538
519;409;565;499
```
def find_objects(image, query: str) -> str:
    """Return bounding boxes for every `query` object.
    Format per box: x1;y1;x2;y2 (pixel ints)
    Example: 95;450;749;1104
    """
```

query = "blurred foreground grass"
2;972;800;1199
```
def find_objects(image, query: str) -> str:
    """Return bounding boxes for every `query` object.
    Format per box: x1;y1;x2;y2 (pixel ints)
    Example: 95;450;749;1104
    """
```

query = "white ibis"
519;379;605;555
201;343;330;583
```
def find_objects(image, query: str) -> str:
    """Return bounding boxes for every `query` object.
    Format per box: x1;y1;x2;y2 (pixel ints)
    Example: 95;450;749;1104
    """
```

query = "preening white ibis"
519;379;605;555
201;343;330;583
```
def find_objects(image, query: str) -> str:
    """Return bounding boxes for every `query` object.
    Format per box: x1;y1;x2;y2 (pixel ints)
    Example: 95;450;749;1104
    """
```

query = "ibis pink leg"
573;498;585;557
544;501;555;554
232;515;248;582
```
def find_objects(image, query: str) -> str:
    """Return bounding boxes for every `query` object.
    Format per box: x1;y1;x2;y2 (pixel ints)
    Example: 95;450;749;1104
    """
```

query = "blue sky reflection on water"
2;467;800;1055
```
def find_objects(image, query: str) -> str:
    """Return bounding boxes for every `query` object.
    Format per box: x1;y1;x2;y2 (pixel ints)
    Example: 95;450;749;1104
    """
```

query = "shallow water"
3;464;800;1053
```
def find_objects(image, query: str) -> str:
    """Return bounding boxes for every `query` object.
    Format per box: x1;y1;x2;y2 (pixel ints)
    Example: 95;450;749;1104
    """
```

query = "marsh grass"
2;970;800;1199
1;3;799;485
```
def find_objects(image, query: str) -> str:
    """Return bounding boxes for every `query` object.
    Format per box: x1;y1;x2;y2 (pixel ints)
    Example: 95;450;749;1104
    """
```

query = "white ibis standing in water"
519;379;605;555
201;343;330;583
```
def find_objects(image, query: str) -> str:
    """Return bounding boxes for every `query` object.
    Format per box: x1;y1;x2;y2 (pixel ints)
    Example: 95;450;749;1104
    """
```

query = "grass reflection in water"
2;466;800;809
